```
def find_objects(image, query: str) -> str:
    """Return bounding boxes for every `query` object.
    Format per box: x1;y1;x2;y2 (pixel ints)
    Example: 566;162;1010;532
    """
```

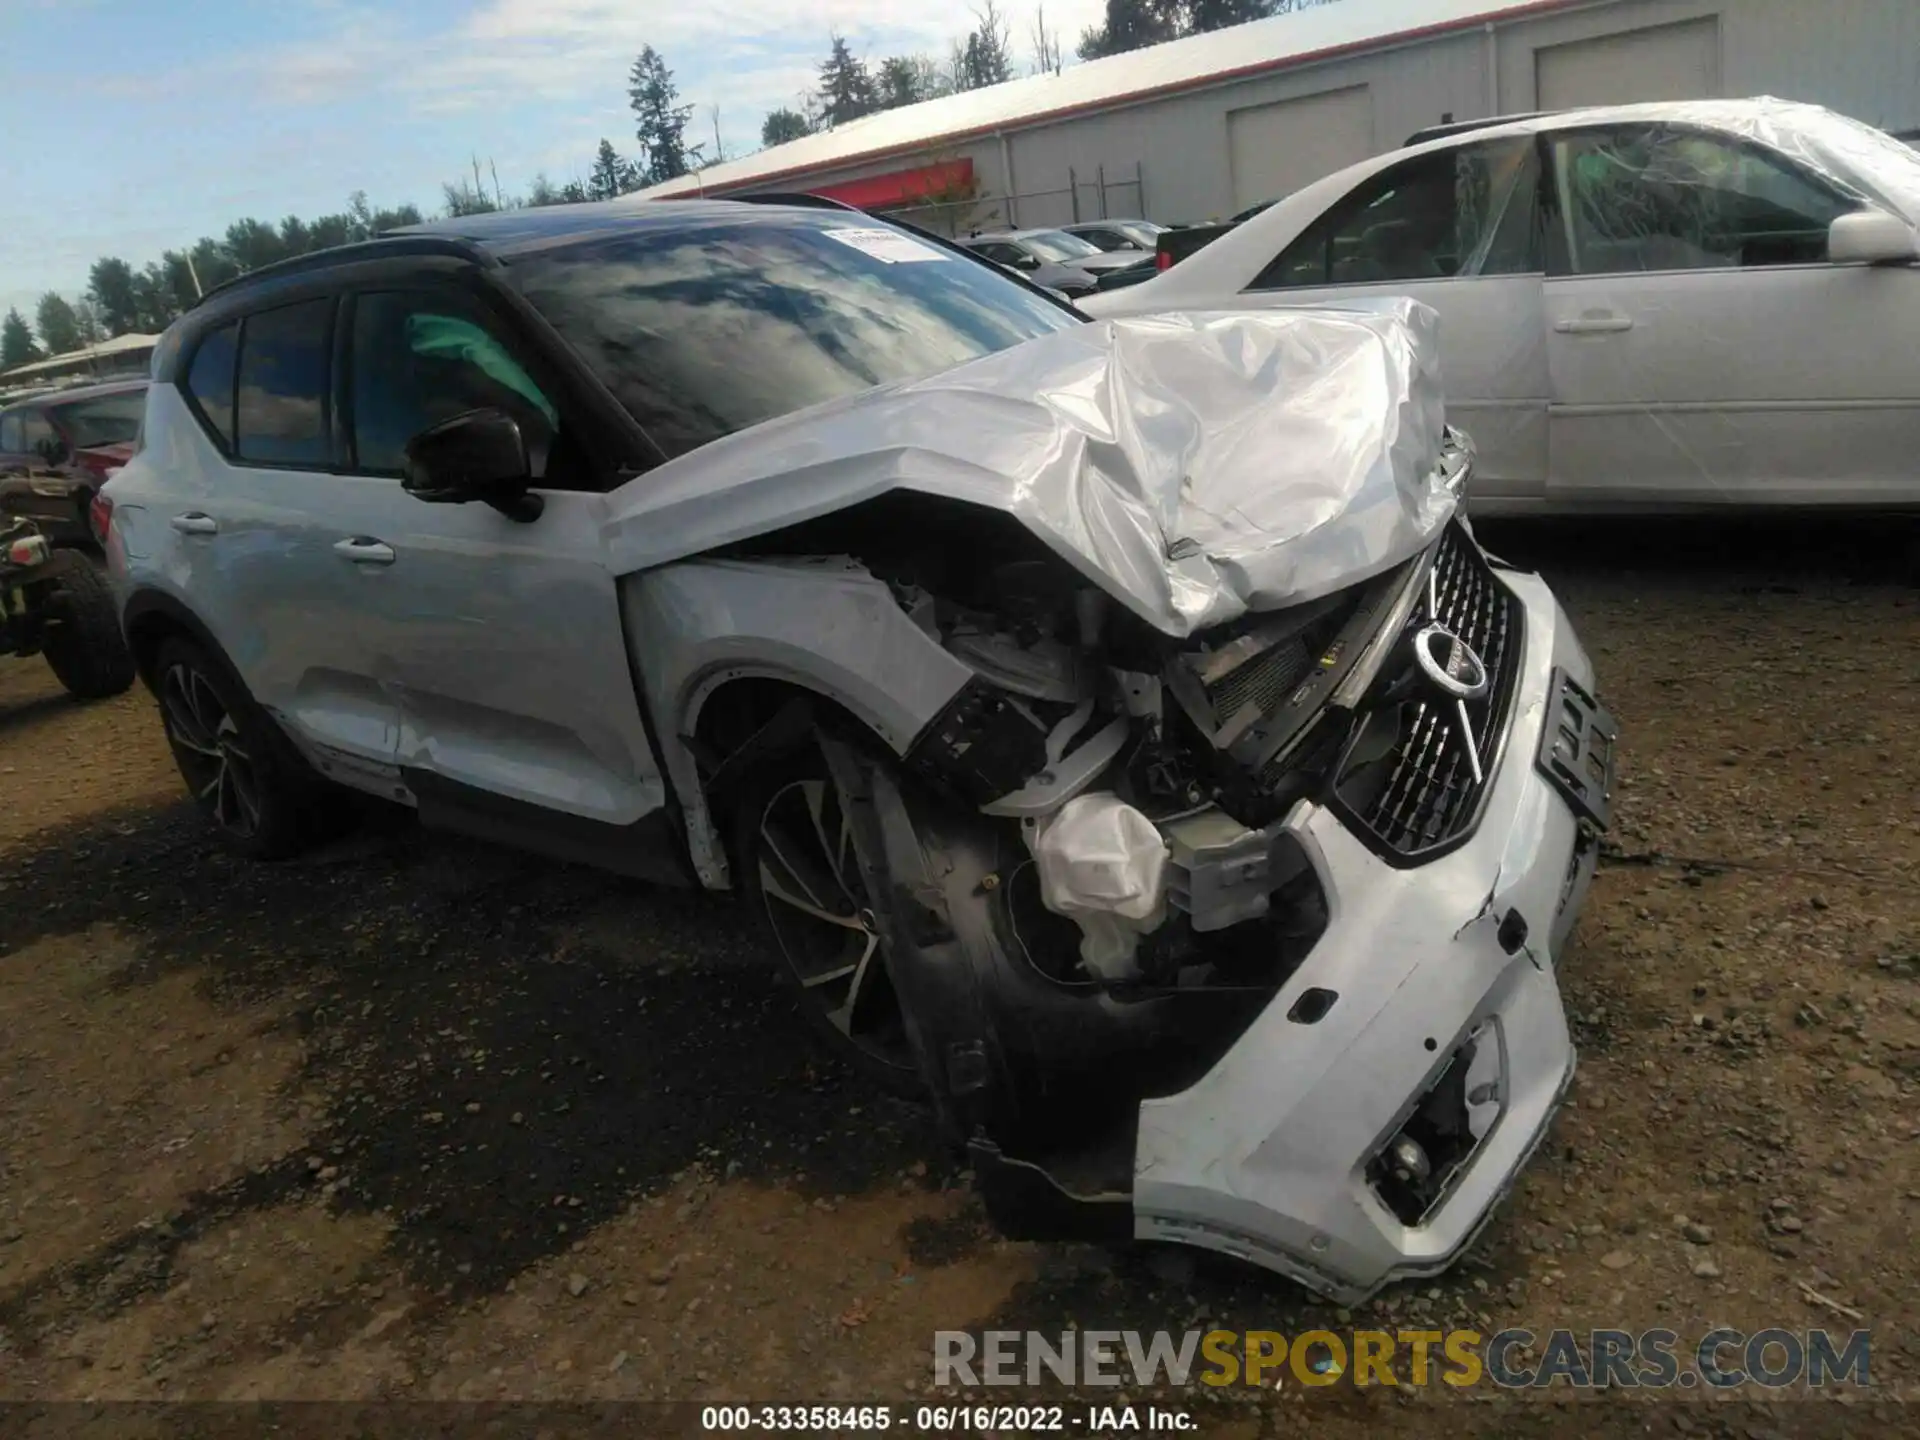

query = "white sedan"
1081;98;1920;515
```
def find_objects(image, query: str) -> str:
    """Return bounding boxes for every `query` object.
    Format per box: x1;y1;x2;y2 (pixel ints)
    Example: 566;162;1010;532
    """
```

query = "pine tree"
1078;0;1185;58
589;139;640;201
762;107;813;146
629;46;699;184
86;258;142;337
817;36;878;127
0;308;41;369
960;2;1014;88
35;293;82;357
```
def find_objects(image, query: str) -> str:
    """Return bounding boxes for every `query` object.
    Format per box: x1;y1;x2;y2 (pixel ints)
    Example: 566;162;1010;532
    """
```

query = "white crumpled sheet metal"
602;299;1457;638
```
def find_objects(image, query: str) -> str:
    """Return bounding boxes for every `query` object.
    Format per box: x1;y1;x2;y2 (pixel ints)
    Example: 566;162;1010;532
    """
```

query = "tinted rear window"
186;324;238;448
508;215;1077;459
52;389;145;448
236;299;332;467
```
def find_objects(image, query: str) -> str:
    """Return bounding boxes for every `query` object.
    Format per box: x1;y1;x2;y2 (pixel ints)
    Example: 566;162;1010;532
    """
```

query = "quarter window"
185;322;238;450
1550;126;1853;275
235;299;332;467
349;289;562;480
1250;139;1542;290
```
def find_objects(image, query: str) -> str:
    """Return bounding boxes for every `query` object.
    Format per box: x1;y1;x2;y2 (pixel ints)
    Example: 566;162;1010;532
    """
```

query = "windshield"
1115;221;1165;247
1021;230;1102;261
510;213;1079;460
1791;110;1920;219
51;389;144;448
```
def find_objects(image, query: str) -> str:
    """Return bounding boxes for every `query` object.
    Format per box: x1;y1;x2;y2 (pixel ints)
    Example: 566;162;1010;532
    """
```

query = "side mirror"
402;408;543;523
1829;208;1916;265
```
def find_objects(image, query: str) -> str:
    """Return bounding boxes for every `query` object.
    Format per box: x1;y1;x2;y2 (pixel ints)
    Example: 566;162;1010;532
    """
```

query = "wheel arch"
121;588;241;694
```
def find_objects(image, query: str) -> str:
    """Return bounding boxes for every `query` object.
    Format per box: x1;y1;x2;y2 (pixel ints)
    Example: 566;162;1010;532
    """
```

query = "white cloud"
248;0;1108;158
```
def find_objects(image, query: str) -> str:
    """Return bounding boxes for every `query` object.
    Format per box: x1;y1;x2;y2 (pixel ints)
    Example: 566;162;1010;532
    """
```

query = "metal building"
641;0;1920;232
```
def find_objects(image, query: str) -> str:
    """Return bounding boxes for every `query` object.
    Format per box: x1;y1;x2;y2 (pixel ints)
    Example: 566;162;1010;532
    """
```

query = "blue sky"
0;0;1103;328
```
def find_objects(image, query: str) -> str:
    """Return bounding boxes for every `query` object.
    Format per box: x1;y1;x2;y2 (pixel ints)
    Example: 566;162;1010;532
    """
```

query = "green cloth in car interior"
405;314;559;428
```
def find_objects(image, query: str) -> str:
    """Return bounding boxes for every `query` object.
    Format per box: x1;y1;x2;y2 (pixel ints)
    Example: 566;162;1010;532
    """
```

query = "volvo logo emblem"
1411;623;1489;786
1412;624;1489;700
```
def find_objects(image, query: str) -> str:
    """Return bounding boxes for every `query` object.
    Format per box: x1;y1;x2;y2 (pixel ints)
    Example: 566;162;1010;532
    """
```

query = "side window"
1249;139;1542;290
979;243;1028;267
185;322;238;450
20;410;62;463
1550;126;1853;276
235;299;332;467
348;289;565;482
0;413;22;453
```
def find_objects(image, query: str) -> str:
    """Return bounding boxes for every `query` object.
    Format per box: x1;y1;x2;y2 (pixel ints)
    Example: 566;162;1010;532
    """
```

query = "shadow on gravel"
0;687;81;736
0;796;939;1332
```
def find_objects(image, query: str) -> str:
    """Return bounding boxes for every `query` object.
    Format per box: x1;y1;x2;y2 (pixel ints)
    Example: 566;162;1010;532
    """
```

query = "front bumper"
1132;567;1603;1303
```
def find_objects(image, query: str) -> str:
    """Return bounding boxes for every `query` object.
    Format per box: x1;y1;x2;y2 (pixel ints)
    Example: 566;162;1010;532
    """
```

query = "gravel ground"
0;517;1915;1438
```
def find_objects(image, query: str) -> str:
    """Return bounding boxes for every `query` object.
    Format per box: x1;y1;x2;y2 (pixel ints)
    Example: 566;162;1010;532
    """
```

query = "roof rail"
1403;111;1554;148
192;234;498;310
732;192;862;211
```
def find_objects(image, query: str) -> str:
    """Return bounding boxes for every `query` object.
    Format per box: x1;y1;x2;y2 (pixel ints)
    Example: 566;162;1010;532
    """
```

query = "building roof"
0;376;146;413
0;331;159;382
640;0;1577;200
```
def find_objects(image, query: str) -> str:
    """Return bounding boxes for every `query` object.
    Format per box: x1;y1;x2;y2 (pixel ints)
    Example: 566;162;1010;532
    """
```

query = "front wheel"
734;743;923;1098
153;636;339;859
38;550;135;699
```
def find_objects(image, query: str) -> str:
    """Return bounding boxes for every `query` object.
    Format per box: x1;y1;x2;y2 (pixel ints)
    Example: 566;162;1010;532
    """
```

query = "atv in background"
1;518;135;700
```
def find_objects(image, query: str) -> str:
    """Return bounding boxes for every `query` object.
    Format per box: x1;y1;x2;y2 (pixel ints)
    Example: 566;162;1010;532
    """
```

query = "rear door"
327;281;663;829
1237;136;1553;508
1540;122;1919;508
168;296;406;781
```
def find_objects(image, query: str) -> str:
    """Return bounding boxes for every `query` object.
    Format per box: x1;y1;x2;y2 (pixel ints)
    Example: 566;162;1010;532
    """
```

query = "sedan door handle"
333;537;396;565
1555;315;1635;334
169;512;218;535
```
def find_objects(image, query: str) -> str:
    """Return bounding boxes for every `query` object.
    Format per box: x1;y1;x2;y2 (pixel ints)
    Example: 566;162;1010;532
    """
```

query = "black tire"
152;635;341;860
731;739;925;1099
38;550;135;700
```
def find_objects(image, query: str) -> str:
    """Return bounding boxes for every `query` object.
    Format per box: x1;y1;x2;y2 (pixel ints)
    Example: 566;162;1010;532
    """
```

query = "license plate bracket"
1535;667;1617;830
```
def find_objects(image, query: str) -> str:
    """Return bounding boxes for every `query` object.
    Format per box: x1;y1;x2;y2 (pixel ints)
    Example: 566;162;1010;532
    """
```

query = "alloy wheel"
160;662;263;838
756;777;914;1074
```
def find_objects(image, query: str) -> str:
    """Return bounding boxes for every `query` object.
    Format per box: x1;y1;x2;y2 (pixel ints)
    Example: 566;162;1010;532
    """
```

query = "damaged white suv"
104;200;1616;1303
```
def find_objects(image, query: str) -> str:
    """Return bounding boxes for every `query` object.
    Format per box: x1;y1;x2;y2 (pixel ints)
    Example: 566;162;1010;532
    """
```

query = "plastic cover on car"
603;299;1458;637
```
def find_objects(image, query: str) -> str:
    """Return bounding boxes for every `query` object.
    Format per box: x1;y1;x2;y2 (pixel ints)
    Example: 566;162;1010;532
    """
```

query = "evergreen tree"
817;35;878;127
959;2;1014;89
86;258;142;336
629;46;699;184
1;308;40;369
761;107;813;146
34;293;82;357
588;139;640;200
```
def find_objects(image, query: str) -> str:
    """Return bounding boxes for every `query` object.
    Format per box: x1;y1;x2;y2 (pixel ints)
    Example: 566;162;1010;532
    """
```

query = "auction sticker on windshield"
824;227;950;263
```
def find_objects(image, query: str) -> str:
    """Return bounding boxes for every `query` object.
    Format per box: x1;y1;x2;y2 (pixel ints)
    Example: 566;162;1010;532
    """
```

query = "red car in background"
0;378;147;549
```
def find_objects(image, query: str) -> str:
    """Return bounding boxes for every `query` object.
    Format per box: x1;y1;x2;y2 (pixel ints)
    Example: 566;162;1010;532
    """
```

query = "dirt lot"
0;519;1916;1438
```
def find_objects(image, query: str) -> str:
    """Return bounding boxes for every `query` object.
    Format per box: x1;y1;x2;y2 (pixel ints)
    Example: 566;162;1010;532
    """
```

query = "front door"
1542;122;1920;509
329;284;664;829
1238;136;1552;508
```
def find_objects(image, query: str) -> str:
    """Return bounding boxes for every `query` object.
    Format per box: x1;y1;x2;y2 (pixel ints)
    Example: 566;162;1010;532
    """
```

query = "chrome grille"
1341;526;1521;862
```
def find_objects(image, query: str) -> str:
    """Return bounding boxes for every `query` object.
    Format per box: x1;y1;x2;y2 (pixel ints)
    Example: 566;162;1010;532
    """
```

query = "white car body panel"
1083;97;1920;515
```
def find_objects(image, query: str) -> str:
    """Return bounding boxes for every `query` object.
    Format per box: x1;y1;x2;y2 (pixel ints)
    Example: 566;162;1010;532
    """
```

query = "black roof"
190;198;828;310
396;197;817;256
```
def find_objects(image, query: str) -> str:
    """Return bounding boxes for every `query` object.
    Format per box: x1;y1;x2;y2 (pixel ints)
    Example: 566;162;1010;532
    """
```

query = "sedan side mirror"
403;408;543;523
1829;208;1917;265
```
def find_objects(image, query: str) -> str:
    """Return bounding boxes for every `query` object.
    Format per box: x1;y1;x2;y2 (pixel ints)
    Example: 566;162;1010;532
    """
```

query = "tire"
731;739;925;1099
151;635;340;860
38;550;135;699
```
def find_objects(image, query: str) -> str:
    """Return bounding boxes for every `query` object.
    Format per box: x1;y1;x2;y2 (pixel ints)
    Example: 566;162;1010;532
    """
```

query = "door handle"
1555;315;1634;334
333;537;396;565
169;512;218;535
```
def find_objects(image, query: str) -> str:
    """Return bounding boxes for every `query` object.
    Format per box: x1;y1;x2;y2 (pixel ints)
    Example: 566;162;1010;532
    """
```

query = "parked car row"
0;377;146;547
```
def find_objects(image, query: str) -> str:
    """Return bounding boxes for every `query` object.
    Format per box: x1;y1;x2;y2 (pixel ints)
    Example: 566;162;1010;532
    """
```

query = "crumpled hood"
602;298;1459;637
